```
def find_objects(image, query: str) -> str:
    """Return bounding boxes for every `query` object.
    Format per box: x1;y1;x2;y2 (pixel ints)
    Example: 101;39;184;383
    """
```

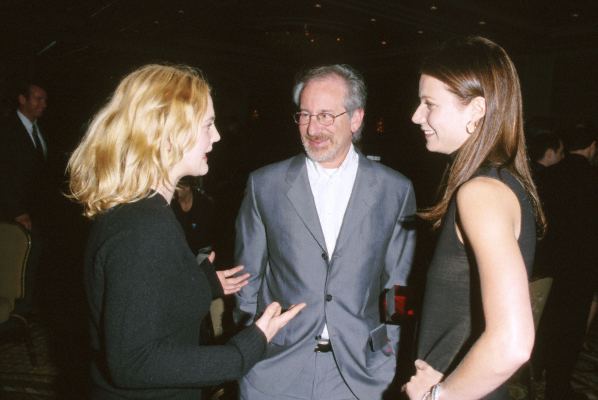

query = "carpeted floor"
1;316;597;399
0;320;59;399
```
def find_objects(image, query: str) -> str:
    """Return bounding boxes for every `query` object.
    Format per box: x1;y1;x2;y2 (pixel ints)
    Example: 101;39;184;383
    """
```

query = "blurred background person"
527;131;565;178
526;128;565;278
534;125;598;400
0;81;53;313
0;81;49;230
171;175;216;258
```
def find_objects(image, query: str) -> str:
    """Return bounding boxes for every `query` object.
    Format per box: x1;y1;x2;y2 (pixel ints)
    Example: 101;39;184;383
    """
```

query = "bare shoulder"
456;176;520;229
457;176;517;208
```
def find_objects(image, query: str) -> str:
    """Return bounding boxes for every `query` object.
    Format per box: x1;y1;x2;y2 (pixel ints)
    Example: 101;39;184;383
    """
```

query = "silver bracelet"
431;383;441;400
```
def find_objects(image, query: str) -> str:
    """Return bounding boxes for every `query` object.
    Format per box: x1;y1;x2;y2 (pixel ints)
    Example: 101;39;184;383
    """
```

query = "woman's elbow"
507;338;533;367
500;328;535;371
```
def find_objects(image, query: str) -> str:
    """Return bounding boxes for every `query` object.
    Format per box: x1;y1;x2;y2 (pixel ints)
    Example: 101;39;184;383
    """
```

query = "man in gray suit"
234;64;416;399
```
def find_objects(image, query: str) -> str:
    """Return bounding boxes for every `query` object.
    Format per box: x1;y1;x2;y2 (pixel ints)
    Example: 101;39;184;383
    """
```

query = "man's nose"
306;116;322;135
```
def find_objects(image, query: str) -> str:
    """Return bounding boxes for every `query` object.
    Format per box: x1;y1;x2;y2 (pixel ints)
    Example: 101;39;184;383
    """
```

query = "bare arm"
406;177;535;399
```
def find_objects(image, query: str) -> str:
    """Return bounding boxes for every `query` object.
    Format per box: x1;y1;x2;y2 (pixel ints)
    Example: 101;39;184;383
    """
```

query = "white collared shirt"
306;144;359;339
17;110;47;157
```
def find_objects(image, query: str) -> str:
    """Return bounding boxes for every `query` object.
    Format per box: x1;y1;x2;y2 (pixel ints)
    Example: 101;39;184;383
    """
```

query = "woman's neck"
155;184;174;204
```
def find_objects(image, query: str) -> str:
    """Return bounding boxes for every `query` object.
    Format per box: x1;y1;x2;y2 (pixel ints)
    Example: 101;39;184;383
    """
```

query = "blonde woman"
68;64;304;400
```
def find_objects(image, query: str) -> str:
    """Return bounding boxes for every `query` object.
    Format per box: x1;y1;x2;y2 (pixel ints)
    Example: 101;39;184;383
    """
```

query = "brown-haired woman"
68;64;305;399
404;36;545;399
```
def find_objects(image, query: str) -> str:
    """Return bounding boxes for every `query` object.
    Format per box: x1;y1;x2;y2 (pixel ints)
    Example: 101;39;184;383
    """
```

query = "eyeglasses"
293;111;348;126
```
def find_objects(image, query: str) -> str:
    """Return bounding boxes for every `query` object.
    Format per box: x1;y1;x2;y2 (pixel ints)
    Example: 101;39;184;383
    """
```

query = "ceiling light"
430;5;438;11
381;40;387;45
571;12;579;18
417;29;424;34
314;3;322;8
478;20;486;25
370;18;377;22
336;37;342;42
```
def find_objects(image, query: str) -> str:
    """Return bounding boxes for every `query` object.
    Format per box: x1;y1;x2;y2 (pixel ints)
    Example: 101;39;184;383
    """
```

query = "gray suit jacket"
234;152;416;399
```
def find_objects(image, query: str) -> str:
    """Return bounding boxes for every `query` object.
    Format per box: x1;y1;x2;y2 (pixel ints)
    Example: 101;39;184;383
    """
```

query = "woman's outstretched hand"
403;359;444;400
255;302;307;342
210;252;250;295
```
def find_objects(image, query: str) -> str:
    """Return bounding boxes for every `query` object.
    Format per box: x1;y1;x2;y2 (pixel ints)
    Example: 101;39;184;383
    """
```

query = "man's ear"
469;96;486;125
18;94;27;106
350;108;365;133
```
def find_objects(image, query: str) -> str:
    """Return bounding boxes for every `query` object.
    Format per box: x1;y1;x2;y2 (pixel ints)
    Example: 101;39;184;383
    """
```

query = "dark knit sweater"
84;193;266;399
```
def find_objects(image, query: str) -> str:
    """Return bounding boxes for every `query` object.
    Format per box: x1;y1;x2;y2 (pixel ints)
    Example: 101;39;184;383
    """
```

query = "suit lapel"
285;154;328;253
334;154;378;255
14;113;43;159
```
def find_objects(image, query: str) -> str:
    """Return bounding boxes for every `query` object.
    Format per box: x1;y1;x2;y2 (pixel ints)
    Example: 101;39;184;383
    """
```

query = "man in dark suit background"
0;81;49;230
535;125;598;400
0;82;50;313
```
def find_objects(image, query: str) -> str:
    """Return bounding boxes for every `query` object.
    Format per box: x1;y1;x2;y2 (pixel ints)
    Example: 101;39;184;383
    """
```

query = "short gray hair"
292;64;367;141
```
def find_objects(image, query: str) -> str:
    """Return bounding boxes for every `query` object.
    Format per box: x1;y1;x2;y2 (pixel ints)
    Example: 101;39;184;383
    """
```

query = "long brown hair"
419;36;546;234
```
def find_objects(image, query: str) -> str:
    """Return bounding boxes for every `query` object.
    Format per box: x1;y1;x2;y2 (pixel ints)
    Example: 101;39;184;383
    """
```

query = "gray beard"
302;142;339;164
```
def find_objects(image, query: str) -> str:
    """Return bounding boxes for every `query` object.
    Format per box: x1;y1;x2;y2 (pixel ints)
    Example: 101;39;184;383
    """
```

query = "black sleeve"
99;223;267;389
199;258;225;299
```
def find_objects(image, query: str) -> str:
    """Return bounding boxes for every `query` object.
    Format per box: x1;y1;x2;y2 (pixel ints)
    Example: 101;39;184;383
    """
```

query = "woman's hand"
403;359;443;400
255;302;306;342
211;252;250;295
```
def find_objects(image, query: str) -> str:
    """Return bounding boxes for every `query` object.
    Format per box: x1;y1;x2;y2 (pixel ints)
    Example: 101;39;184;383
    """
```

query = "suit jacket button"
321;252;327;260
325;294;333;302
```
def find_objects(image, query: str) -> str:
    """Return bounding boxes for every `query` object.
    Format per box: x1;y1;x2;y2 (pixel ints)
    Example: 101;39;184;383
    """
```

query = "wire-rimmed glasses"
293;111;348;126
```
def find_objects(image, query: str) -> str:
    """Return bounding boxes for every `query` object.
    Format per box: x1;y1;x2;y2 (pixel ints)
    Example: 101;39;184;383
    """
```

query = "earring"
466;121;477;134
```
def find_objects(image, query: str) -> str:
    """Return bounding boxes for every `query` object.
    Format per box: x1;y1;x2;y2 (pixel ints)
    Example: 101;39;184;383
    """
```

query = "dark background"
1;1;597;397
2;0;598;191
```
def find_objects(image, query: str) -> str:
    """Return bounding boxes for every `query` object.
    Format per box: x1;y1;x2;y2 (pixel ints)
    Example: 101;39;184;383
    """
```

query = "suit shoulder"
369;160;413;187
250;155;301;180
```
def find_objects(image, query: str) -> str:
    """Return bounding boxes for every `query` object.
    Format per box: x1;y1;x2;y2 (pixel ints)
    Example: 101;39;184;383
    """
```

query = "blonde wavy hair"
67;64;210;218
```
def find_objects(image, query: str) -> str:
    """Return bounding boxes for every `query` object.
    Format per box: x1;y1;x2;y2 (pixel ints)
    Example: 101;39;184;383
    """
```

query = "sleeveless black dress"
417;167;536;399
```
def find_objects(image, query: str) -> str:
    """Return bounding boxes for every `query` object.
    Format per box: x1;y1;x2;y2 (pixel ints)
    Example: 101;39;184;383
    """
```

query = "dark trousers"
538;270;595;399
